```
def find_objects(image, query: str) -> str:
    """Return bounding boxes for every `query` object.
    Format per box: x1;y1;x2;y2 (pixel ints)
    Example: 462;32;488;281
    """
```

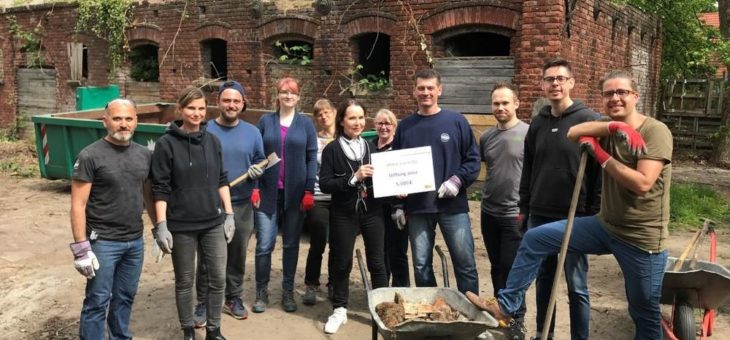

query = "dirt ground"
1;163;729;340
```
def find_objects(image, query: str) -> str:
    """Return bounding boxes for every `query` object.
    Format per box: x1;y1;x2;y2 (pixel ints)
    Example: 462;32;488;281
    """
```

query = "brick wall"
0;0;661;129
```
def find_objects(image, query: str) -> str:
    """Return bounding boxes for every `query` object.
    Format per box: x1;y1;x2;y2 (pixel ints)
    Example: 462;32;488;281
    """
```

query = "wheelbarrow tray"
367;287;498;340
661;257;730;309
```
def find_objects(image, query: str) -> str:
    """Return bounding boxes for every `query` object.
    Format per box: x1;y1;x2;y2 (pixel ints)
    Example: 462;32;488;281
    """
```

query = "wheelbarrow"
661;219;730;340
356;246;499;340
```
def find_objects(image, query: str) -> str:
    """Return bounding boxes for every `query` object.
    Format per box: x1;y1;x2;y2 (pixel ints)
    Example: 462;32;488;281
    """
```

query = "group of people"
69;57;672;340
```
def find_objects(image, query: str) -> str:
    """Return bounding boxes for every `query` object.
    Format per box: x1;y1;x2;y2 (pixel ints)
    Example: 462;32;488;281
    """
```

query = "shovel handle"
229;158;270;187
435;245;450;288
356;249;372;291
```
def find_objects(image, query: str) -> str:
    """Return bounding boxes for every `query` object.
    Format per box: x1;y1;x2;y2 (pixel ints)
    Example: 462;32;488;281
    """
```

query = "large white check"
371;146;436;198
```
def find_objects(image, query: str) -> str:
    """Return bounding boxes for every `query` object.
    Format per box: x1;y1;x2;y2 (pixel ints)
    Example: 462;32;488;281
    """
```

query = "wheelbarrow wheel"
673;293;696;340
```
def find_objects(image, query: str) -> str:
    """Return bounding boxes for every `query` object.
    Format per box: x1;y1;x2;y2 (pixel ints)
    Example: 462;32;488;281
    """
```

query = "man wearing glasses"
515;58;601;340
470;70;672;340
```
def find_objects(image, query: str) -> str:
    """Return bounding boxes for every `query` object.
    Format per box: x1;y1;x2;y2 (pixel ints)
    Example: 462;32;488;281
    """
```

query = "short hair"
104;98;137;116
334;99;366;138
313;98;335;117
415;69;441;85
177;86;207;108
490;82;519;98
542;57;573;76
599;69;638;92
375;108;398;130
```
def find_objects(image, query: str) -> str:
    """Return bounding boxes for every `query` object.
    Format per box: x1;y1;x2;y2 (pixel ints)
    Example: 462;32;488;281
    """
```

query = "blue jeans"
408;213;479;294
528;215;590;340
79;237;144;340
254;192;305;291
499;216;667;340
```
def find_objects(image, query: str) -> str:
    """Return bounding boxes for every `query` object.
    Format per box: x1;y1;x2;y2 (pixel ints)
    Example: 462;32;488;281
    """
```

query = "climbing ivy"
75;0;133;77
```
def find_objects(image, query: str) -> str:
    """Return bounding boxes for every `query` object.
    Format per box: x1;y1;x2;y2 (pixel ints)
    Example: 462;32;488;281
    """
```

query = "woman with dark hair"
252;77;318;313
319;99;387;334
150;86;234;340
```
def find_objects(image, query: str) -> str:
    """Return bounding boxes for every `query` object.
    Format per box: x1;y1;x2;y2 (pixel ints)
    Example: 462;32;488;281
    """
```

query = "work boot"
508;319;526;340
465;291;512;327
182;326;195;340
205;327;226;340
252;288;269;313
282;289;298;312
193;302;207;328
223;296;248;320
302;285;318;306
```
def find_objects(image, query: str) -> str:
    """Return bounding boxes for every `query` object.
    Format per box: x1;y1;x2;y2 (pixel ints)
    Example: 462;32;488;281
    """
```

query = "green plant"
129;48;159;82
75;0;133;77
274;41;312;66
670;183;730;229
345;64;390;94
467;190;483;201
6;15;44;67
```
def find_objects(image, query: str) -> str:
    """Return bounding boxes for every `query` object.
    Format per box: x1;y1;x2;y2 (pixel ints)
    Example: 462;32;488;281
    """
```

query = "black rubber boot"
205;327;227;340
183;326;195;340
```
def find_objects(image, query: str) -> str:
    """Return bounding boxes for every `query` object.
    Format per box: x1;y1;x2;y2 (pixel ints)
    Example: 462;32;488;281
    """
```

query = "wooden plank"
436;68;515;77
444;104;491;114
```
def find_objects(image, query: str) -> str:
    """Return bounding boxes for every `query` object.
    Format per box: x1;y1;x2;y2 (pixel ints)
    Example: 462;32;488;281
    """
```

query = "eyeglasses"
543;76;571;84
278;91;298;96
601;89;636;99
376;122;392;127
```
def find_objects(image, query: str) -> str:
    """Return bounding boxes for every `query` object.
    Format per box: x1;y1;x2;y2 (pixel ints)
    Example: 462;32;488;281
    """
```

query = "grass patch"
670;183;730;230
0;138;39;178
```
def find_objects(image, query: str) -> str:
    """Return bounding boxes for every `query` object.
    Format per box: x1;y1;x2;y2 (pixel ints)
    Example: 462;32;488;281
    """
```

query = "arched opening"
352;32;390;92
129;44;159;82
201;38;227;80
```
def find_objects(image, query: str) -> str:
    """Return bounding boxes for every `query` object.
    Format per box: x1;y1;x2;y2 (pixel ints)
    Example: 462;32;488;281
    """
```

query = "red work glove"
607;121;647;157
251;189;260;209
579;136;612;168
516;213;525;227
300;191;315;212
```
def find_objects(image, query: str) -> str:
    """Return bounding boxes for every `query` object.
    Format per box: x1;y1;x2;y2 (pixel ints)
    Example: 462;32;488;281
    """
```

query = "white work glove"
437;175;462;198
152;220;173;254
224;213;235;243
70;240;100;279
391;208;407;230
247;164;264;181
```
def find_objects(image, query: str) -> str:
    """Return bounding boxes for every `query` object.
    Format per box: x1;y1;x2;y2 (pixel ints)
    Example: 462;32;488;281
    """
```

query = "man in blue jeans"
517;58;601;340
469;70;672;340
69;98;154;340
392;69;480;294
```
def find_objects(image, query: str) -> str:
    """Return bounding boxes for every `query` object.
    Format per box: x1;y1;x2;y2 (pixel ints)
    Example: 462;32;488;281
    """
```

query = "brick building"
0;0;661;130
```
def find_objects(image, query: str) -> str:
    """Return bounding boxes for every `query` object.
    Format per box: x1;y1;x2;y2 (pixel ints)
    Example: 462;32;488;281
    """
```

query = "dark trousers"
304;199;332;287
329;208;388;308
383;204;410;287
480;211;526;320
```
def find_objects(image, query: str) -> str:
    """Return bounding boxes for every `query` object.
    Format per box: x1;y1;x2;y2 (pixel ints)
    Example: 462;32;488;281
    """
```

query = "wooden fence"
660;78;726;151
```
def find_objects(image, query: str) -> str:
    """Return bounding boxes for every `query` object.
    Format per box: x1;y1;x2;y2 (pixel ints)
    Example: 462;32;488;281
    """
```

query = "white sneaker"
324;307;348;334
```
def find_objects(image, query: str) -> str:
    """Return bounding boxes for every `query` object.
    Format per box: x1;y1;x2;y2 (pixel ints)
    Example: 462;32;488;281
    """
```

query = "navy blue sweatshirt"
518;101;602;219
150;120;228;231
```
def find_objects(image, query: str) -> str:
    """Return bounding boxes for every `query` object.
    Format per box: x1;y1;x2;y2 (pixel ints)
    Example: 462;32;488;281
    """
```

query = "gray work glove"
391;208;407;230
247;164;264;181
70;240;100;279
437;175;462;198
224;213;235;243
152;221;173;254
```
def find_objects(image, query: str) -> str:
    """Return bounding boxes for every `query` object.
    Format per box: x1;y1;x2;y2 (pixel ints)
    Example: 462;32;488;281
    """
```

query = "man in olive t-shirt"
469;70;672;340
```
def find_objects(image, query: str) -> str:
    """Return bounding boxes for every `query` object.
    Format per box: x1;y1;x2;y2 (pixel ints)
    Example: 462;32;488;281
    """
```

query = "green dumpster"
76;85;120;110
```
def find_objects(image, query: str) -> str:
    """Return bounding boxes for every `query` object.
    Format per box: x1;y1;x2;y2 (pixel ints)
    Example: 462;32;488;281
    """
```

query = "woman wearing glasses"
253;76;318;313
371;109;410;287
319;99;387;334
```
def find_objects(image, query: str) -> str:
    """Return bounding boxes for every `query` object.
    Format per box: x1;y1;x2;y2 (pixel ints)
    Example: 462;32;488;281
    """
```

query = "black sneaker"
302;285;317;306
282;289;297;312
223;296;248;320
508;319;526;340
252;289;268;313
193;302;207;328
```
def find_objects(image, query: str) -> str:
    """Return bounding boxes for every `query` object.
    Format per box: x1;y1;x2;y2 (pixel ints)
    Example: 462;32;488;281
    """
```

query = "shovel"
229;153;280;187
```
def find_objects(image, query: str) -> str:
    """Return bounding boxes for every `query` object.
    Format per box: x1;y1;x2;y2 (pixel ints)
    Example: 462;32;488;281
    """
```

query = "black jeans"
304;199;332;287
329;208;388;308
171;224;227;329
383;204;410;287
480;211;526;320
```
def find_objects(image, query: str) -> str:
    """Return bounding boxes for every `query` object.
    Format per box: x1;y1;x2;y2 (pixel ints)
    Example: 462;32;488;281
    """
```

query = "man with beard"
70;98;155;339
478;82;529;339
194;81;265;325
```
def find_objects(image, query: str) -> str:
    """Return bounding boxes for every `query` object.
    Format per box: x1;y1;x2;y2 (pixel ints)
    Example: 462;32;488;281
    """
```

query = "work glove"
300;191;315;212
607;121;647;157
437;175;462;198
516;213;526;227
579;136;612;168
152;220;173;254
247;164;264;181
70;240;100;279
391;208;407;230
251;188;261;209
224;213;235;243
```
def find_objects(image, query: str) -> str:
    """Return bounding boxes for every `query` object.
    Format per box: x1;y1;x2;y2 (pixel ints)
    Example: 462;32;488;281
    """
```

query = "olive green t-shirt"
597;117;672;253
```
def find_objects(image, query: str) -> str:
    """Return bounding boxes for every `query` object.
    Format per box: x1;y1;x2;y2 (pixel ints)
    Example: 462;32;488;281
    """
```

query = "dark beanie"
219;80;245;97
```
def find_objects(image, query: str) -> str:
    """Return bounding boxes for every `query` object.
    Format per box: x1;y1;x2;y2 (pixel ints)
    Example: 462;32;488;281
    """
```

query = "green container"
76;85;120;110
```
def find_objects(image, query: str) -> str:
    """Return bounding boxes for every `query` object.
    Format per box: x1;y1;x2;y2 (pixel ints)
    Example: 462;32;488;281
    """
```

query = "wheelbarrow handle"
435;245;450;288
355;249;372;291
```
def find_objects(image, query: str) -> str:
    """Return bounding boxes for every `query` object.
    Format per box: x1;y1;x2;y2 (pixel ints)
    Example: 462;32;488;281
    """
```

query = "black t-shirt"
72;139;152;241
